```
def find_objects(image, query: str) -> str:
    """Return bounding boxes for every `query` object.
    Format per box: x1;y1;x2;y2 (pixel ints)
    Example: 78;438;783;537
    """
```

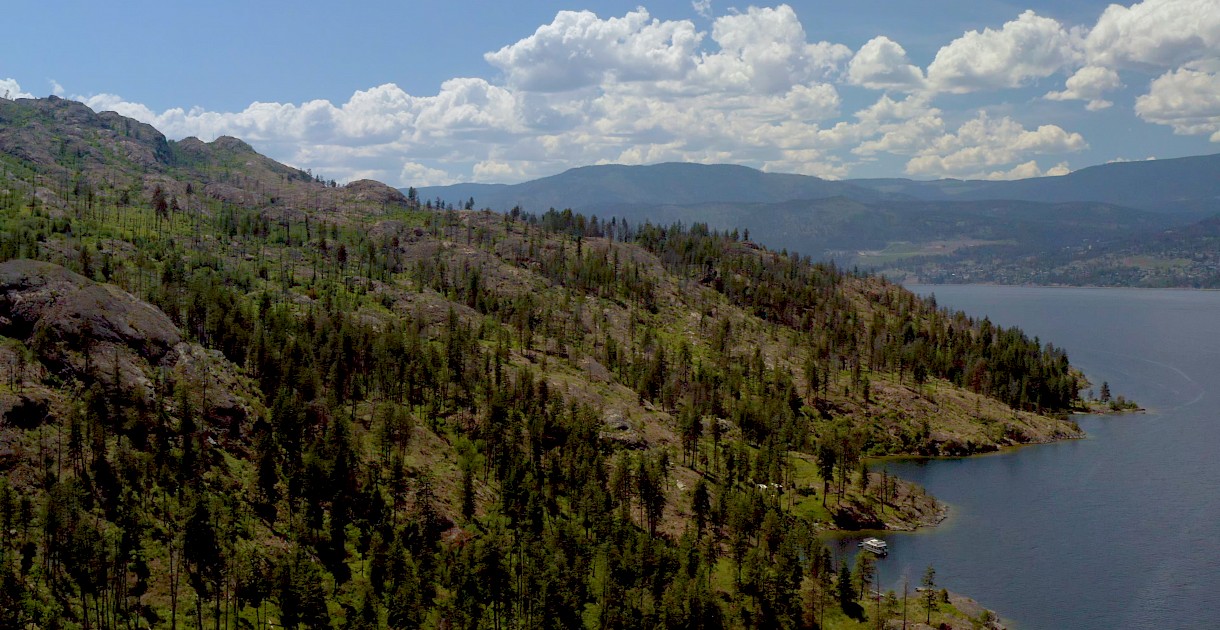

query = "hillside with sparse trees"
0;96;1068;629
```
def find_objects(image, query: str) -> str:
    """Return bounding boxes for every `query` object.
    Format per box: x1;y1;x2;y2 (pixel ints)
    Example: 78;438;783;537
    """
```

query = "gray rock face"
0;260;255;433
0;259;182;362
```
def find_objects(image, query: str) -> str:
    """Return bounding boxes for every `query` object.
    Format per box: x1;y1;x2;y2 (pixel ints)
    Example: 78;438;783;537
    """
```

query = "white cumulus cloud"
694;5;851;94
1045;65;1122;110
905;112;1087;177
484;9;702;92
846;36;926;92
1085;0;1220;71
1135;68;1220;141
1043;0;1220;113
846;95;946;157
926;11;1081;94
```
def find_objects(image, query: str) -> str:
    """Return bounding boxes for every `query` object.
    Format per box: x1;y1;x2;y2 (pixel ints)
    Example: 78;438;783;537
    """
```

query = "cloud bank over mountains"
4;0;1218;186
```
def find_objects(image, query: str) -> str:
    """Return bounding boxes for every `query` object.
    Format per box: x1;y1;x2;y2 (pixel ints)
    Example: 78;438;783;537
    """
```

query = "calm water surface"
844;286;1220;629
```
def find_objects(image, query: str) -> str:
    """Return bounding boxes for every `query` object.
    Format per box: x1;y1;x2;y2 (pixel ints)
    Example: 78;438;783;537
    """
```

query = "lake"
840;285;1220;629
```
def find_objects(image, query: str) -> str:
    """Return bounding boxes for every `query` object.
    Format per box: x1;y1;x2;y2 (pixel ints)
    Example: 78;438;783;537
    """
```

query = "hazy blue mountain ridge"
416;155;1220;217
412;157;1220;286
416;162;904;211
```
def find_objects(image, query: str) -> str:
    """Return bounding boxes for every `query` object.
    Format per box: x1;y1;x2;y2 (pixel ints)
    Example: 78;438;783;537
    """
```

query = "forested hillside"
0;96;1075;628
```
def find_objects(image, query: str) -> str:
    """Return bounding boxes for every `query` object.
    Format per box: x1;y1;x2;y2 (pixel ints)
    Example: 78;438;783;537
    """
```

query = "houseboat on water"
859;537;888;556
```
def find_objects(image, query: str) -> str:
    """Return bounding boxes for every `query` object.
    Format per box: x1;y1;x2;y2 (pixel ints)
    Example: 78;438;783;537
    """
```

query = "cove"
847;285;1220;629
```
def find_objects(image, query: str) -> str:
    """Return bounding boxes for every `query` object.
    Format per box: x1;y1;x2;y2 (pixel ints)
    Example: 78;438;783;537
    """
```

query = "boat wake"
1090;349;1206;411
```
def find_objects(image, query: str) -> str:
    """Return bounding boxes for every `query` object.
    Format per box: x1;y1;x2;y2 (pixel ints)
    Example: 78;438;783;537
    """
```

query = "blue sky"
4;0;1219;186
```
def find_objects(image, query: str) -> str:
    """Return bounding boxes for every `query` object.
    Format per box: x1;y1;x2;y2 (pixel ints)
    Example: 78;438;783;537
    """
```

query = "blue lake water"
841;285;1220;629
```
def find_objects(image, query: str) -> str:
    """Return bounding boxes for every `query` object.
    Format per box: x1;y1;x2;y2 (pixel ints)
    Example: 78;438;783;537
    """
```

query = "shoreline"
827;394;1151;628
815;404;1094;535
783;369;1144;624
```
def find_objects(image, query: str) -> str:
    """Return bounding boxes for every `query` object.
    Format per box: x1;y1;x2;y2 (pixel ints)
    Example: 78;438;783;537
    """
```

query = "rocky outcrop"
0;96;172;173
345;179;410;207
0;259;182;359
0;260;257;433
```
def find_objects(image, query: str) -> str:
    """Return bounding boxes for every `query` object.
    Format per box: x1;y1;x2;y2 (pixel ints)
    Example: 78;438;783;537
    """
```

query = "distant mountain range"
417;154;1220;216
415;156;1220;287
417;162;901;212
851;154;1220;215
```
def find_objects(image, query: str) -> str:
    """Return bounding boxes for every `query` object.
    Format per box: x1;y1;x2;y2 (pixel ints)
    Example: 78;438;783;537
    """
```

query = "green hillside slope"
0;97;1068;629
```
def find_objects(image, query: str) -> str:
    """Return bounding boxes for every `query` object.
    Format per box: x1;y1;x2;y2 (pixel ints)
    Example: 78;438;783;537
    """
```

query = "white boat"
858;537;888;555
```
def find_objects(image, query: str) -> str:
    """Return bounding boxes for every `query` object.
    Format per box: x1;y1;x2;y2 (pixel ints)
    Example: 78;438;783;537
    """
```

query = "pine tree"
922;564;937;624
